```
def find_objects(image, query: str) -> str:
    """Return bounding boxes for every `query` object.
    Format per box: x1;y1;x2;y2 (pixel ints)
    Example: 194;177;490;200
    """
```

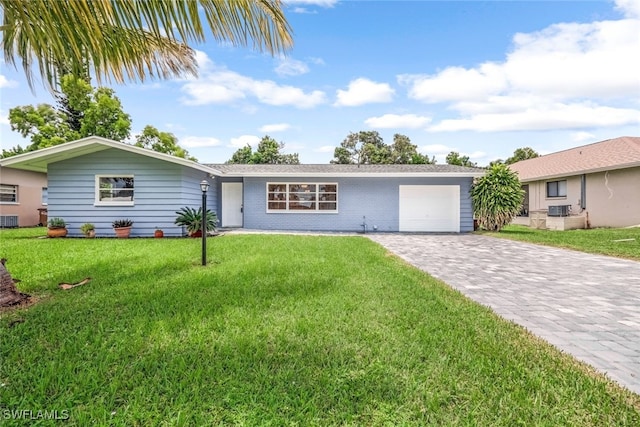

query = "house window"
96;176;134;205
0;184;18;203
267;183;338;212
42;187;48;205
546;180;567;198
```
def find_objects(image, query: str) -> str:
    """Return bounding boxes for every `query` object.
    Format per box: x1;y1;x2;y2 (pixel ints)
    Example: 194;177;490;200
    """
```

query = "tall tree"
331;131;387;164
227;136;299;164
5;75;131;156
135;125;195;161
505;147;539;165
331;131;436;165
471;164;525;231
0;0;293;91
445;151;477;167
389;134;435;164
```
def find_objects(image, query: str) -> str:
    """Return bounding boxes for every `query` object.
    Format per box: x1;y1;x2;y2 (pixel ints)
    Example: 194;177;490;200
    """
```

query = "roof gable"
0;136;213;174
509;136;640;181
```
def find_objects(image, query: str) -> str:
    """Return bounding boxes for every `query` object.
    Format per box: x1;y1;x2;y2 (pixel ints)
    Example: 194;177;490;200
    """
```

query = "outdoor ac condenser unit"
0;215;19;228
548;205;570;217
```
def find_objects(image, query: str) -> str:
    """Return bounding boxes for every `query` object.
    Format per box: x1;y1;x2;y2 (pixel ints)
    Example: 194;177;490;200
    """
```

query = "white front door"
399;185;460;232
222;182;243;227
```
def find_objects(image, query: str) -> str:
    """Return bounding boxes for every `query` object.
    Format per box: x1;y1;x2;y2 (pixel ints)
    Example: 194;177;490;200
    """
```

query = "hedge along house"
509;136;640;230
0;136;485;236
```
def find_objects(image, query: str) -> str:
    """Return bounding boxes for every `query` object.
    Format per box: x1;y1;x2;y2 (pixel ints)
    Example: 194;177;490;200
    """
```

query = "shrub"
174;207;217;235
47;217;66;229
471;164;524;231
112;219;134;228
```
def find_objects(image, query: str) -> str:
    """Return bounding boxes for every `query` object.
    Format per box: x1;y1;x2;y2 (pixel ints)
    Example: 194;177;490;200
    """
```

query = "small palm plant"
174;207;217;236
471;164;525;231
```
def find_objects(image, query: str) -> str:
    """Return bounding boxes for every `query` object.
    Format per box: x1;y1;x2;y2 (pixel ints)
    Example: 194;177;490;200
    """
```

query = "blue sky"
1;0;639;165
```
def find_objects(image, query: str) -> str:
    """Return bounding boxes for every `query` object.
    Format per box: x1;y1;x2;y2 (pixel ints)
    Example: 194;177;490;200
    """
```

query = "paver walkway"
367;233;640;395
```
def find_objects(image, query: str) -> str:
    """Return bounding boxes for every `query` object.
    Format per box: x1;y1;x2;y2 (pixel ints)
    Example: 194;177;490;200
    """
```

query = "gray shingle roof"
206;163;485;176
509;136;640;181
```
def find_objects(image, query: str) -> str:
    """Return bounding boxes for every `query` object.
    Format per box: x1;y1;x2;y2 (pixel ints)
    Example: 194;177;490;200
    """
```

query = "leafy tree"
505;147;539;165
471;164;525;231
227;136;299;164
390;134;435;164
228;146;254;164
331;131;388;164
445;151;477;167
0;0;293;91
331;131;436;165
135;126;195;161
5;75;131;157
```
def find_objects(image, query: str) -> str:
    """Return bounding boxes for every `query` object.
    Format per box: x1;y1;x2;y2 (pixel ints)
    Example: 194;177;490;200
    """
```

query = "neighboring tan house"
0;166;48;227
509;136;640;230
0;136;485;237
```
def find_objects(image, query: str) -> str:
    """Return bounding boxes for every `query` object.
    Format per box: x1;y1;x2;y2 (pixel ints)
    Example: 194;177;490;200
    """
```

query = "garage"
399;185;460;232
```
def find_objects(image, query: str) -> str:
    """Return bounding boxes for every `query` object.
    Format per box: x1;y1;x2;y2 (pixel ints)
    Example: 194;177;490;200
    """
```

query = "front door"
222;182;243;227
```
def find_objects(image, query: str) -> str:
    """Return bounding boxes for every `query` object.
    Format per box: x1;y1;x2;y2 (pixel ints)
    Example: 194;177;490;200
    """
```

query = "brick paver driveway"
367;233;640;395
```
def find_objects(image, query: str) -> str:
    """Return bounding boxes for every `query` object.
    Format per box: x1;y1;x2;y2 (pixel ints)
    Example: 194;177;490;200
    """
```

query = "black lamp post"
200;179;209;266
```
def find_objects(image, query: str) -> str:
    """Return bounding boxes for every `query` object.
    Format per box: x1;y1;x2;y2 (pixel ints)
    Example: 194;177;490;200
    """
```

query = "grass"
1;227;639;426
482;225;640;261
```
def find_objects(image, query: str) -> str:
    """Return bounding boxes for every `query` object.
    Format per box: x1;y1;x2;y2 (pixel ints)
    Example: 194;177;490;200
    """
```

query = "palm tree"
1;0;293;91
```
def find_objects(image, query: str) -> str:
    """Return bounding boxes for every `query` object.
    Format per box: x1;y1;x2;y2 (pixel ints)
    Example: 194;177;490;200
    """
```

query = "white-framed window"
546;180;567;198
0;184;18;203
267;183;338;212
42;187;48;205
95;175;134;206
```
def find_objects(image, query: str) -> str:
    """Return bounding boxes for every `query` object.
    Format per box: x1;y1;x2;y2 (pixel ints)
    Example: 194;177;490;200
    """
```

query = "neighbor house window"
0;184;18;203
96;176;134;205
267;183;337;212
42;187;48;205
546;180;567;198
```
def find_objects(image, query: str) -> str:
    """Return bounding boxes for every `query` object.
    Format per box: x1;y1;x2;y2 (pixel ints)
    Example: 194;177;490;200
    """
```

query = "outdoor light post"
200;180;209;266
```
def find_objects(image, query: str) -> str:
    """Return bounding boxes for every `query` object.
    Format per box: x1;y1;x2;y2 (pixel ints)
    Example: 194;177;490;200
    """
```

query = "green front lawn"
484;225;640;261
1;228;639;425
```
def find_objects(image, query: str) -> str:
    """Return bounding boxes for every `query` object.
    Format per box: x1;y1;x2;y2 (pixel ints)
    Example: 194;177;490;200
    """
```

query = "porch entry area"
221;182;243;228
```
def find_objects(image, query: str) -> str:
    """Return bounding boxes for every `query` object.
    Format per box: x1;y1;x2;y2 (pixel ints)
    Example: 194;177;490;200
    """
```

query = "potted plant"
112;219;134;238
154;227;164;238
47;217;68;238
80;223;96;238
174;207;217;237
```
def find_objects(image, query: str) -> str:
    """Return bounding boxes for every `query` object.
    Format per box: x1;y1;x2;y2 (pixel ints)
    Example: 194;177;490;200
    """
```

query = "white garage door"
399;185;460;232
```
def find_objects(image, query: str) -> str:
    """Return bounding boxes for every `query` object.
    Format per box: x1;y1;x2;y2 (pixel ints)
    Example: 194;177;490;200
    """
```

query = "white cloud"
0;109;9;126
571;131;596;142
615;0;640;18
421;144;456;155
259;123;291;132
429;102;640;132
315;145;336;153
0;75;18;89
180;136;221;148
230;135;261;148
334;78;395;107
181;52;326;109
308;57;326;66
399;63;506;103
275;57;310;77
466;150;487;160
401;12;640;133
365;114;431;129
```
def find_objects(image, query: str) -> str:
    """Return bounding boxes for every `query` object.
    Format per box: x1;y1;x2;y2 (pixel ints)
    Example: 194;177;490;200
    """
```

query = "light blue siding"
238;176;474;233
48;149;216;237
